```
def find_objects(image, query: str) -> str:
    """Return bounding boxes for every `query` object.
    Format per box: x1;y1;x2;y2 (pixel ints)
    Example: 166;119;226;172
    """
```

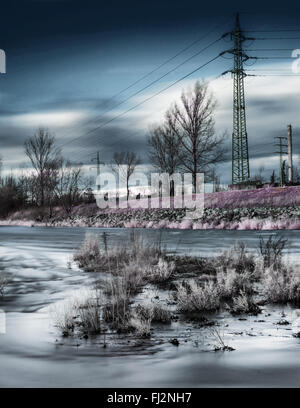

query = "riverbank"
1;205;299;230
1;186;300;230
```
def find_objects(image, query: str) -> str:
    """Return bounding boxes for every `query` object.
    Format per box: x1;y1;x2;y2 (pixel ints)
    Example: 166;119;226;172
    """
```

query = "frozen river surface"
0;226;300;388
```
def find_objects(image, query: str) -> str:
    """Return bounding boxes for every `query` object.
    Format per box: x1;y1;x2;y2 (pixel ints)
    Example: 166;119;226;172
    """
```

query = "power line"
56;18;231;149
66;21;300;164
247;73;300;76
107;21;229;99
66;73;229;160
68;71;233;161
245;29;300;32
57;36;223;150
254;56;295;59
68;53;222;162
246;68;293;71
255;36;300;40
54;15;300;168
244;48;295;51
71;53;222;161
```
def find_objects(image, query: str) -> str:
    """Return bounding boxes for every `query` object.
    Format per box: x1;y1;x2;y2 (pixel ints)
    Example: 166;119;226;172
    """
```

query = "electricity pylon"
222;13;253;185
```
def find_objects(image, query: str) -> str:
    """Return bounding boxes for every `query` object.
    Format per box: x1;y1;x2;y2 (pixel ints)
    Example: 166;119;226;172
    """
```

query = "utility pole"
287;124;293;183
222;13;254;185
275;136;288;187
91;151;104;191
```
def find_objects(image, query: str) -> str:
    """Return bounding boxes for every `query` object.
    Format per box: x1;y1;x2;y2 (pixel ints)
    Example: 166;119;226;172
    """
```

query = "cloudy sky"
1;0;300;184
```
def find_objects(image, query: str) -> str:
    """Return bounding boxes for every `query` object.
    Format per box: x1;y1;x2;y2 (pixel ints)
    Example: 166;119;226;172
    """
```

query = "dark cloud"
0;124;32;145
63;124;148;162
0;93;121;118
35;96;120;112
248;97;285;113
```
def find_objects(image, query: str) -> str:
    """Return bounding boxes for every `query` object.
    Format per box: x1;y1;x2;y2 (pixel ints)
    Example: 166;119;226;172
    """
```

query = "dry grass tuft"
102;277;131;330
148;258;175;283
262;265;300;305
217;242;255;274
176;280;220;313
230;291;261;315
73;233;102;271
216;269;254;298
134;304;171;324
151;304;172;323
50;289;101;336
130;308;153;338
0;267;7;297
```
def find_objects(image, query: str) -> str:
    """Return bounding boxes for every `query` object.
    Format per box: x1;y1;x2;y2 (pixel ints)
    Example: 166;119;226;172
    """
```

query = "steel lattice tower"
230;14;250;184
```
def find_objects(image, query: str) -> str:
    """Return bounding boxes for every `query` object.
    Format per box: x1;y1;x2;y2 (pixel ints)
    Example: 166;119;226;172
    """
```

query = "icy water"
1;226;300;388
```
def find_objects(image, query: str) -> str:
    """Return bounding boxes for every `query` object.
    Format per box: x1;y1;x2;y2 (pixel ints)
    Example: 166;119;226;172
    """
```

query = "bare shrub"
288;275;300;305
74;230;165;274
108;230;163;267
217;269;253;299
134;304;171;324
80;231;175;331
148;258;175;283
102;277;131;330
176;280;220;313
253;255;266;278
230;291;261;315
217;242;255;274
120;257;175;292
128;303;172;337
152;305;172;323
73;233;102;271
51;298;78;336
263;267;289;303
122;261;149;294
77;298;101;334
50;289;101;336
96;234;174;296
101;231;109;253
258;234;287;269
208;324;234;351
130;308;153;337
263;265;300;304
0;268;7;296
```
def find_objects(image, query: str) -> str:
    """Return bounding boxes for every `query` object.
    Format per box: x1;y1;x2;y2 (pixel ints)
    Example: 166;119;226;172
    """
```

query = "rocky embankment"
2;186;300;230
2;204;299;230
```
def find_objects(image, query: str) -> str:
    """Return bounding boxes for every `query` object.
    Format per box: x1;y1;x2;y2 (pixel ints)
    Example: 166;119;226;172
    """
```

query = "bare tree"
170;81;226;191
55;160;83;215
111;151;140;201
147;112;182;175
44;161;61;218
252;165;265;185
211;168;221;192
24;128;61;206
148;113;183;198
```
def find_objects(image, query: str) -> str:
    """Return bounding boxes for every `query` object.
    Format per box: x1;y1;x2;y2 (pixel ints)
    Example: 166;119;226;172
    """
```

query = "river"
0;226;300;387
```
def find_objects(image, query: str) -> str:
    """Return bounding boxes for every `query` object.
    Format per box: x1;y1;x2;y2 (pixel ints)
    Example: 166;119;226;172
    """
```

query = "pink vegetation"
205;186;300;208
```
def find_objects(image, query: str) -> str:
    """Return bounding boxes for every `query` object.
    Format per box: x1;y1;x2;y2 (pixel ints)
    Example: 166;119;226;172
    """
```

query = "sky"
1;0;300;185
